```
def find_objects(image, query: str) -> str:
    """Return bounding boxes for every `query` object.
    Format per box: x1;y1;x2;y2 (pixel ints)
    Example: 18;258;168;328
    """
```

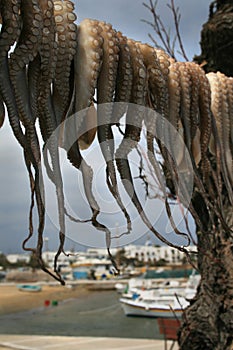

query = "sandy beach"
0;283;89;315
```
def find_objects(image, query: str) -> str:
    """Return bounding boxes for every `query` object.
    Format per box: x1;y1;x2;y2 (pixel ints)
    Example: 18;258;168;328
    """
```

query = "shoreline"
0;283;164;341
0;283;90;316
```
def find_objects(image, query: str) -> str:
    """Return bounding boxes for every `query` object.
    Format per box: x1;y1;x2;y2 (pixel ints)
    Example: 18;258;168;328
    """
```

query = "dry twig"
142;0;189;61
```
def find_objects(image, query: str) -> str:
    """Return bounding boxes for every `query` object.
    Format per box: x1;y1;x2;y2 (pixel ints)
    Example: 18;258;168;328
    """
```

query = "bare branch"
142;0;189;61
167;0;189;61
142;0;176;58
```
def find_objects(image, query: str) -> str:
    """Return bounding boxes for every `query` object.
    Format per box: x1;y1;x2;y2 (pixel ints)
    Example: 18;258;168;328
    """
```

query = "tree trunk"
194;1;233;76
176;2;233;348
178;195;233;349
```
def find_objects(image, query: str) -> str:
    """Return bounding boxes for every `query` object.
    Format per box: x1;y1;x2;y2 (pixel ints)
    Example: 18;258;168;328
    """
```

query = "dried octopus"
0;1;232;284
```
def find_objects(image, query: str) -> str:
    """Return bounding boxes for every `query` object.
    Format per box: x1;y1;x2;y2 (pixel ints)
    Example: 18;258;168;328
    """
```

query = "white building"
123;241;197;264
6;243;197;267
6;253;30;264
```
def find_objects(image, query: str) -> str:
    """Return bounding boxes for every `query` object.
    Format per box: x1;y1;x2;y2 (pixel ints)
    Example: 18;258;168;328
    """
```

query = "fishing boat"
17;284;42;292
120;294;189;318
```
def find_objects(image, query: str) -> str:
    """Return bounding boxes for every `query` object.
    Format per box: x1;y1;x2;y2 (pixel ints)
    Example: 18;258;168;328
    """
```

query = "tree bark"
178;194;233;349
176;2;233;348
194;1;233;76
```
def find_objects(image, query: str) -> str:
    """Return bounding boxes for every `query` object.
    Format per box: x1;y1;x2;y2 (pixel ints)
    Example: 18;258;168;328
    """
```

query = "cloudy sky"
0;0;209;254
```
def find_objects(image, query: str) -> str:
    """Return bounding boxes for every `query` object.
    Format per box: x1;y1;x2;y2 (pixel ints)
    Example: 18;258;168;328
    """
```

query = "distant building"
6;253;30;264
123;244;197;264
6;243;197;268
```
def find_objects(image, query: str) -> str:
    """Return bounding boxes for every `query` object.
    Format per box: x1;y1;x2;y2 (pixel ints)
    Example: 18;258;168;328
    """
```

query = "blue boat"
17;284;42;292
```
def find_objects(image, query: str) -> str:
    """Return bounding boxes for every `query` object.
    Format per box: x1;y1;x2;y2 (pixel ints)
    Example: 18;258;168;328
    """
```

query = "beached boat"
17;284;42;292
120;294;189;318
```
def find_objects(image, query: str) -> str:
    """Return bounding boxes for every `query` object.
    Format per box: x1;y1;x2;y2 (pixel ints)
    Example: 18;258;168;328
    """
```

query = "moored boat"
120;294;189;318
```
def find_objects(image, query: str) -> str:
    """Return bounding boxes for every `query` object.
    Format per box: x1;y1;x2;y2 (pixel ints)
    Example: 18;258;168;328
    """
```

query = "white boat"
120;272;200;300
17;284;42;292
120;294;189;318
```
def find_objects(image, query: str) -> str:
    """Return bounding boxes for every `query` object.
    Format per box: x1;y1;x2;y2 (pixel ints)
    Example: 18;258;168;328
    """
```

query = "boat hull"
120;298;186;318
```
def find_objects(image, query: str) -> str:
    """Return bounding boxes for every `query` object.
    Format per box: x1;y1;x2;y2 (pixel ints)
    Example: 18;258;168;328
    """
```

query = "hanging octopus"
0;0;232;284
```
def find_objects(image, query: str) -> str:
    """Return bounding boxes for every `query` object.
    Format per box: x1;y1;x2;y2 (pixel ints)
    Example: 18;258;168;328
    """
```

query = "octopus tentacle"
139;47;191;243
114;40;184;248
115;39;147;220
0;0;27;150
152;49;171;169
140;45;174;217
9;0;43;164
154;49;171;119
167;61;184;166
139;43;167;191
73;18;103;146
28;55;41;124
97;22;119;187
161;61;193;242
171;64;222;231
194;68;229;211
69;19;103;222
96;21;131;232
67;19;122;250
185;62;200;140
195;65;213;174
0;1;55;281
207;72;233;190
7;2;45;251
53;0;77;125
61;21;116;261
185;62;201;166
178;62;192;152
227;77;233;158
216;72;233;185
0;93;5;128
37;0;57;139
67;139;117;266
112;32;133;124
143;45;167;116
36;0;68;283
